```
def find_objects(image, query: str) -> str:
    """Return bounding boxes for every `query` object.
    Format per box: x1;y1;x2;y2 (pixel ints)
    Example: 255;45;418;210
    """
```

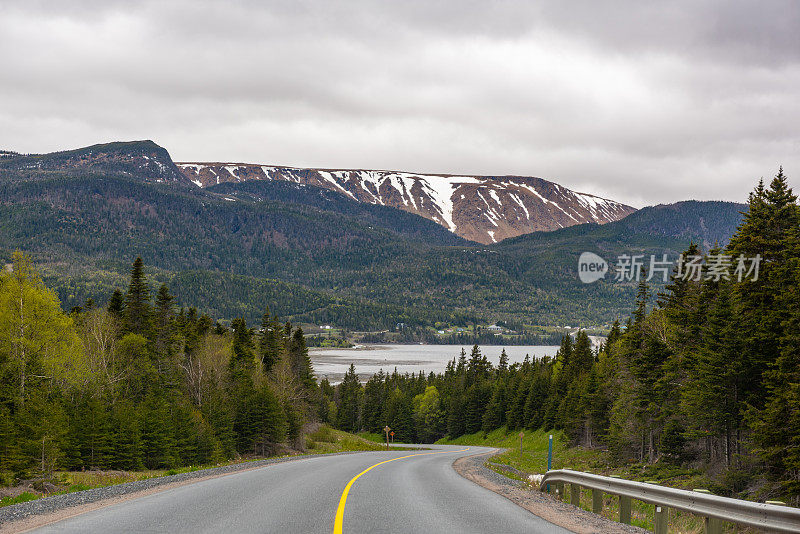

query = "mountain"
0;140;748;329
0;140;189;184
176;162;635;244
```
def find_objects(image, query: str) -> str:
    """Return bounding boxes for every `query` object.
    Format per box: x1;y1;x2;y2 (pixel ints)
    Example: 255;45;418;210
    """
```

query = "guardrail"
540;469;800;533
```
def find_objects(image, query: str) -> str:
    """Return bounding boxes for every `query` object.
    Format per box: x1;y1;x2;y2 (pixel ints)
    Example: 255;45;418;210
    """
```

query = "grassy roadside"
355;431;385;444
438;428;747;533
0;425;387;509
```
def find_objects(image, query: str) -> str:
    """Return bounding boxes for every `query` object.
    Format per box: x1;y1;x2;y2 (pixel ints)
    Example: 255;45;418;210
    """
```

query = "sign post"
390;431;394;444
546;434;553;492
383;426;391;450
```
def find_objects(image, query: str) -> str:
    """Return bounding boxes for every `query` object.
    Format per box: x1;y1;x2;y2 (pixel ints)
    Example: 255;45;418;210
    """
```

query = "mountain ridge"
0;139;749;327
0;139;636;244
0;140;190;184
176;160;635;244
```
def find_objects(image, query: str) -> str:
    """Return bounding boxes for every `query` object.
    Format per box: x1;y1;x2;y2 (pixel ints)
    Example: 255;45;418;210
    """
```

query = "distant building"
487;325;503;332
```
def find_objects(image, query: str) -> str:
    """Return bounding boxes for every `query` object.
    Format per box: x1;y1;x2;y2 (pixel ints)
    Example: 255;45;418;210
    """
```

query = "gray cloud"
1;0;798;207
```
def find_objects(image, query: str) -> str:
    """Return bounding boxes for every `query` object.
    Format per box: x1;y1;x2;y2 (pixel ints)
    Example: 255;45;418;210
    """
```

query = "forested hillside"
328;170;800;503
0;152;746;328
207;180;470;246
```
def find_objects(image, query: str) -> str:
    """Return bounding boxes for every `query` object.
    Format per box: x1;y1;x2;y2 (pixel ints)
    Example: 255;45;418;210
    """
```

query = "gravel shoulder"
452;449;648;534
0;452;361;533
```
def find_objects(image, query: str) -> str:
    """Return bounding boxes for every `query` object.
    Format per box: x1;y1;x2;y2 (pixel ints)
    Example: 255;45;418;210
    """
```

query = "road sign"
383;426;391;450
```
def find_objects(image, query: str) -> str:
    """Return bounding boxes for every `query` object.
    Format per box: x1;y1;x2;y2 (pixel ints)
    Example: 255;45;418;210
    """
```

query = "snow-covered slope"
176;163;635;244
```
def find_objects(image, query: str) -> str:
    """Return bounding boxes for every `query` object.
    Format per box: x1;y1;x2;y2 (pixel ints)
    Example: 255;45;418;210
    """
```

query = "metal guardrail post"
570;484;581;506
704;516;722;534
554;482;564;501
619;495;632;524
654;505;668;534
592;488;603;514
695;489;722;534
609;475;632;524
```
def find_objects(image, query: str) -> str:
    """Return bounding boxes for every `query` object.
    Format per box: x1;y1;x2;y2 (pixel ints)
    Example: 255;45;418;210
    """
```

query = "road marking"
332;448;470;534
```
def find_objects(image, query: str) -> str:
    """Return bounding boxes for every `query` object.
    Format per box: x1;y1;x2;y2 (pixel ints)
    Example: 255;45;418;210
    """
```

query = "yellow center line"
332;447;470;534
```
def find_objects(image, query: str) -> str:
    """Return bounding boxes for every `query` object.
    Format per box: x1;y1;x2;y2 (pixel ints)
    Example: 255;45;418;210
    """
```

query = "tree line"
0;255;324;481
328;170;800;503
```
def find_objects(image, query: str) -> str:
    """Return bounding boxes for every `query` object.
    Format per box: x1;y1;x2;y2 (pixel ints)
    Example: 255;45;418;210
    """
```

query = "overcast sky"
2;0;799;207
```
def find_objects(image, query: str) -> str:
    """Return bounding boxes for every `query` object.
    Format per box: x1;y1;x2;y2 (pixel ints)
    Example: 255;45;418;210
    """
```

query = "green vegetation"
304;425;386;452
305;336;353;348
356;431;385;444
440;428;576;473
0;143;746;329
0;253;335;489
329;170;800;508
0;492;39;507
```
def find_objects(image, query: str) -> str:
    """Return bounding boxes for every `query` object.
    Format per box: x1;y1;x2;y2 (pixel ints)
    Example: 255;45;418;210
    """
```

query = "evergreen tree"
498;348;509;374
259;309;279;374
336;364;361;433
123;258;151;335
288;327;316;391
107;289;124;318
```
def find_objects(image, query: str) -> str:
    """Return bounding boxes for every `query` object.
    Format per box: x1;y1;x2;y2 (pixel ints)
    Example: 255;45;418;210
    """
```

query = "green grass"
355;431;385;444
0;492;39;507
305;425;387;453
438;428;599;473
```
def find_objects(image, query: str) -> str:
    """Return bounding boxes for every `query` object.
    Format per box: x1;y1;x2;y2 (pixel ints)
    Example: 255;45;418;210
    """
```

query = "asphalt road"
30;445;572;534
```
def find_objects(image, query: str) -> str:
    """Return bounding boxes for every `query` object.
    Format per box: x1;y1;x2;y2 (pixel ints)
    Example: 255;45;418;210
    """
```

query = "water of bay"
310;344;560;383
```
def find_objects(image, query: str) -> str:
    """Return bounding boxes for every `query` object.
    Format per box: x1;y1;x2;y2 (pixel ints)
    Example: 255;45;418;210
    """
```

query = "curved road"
30;445;571;533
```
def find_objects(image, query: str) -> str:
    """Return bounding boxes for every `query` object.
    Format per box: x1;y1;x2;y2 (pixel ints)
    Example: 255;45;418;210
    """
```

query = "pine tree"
392;392;416;442
744;169;800;492
153;285;175;353
107;289;124;318
259;309;279;374
482;380;506;432
288;327;316;391
498;348;509;374
228;318;259;453
123;258;151;336
336;364;361;432
728;169;800;411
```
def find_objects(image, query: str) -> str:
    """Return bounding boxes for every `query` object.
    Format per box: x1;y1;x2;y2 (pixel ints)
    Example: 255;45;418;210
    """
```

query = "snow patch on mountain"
175;162;635;243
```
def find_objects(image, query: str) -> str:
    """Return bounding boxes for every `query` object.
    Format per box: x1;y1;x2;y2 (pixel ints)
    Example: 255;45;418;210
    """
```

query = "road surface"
29;445;572;533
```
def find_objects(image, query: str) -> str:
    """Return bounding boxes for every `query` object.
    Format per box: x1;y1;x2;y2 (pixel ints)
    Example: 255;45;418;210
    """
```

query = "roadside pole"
384;425;391;450
546;434;553;492
519;431;524;459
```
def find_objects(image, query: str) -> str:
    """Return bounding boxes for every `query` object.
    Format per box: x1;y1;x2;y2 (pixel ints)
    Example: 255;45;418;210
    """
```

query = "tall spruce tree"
259;309;280;374
123;258;151;335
